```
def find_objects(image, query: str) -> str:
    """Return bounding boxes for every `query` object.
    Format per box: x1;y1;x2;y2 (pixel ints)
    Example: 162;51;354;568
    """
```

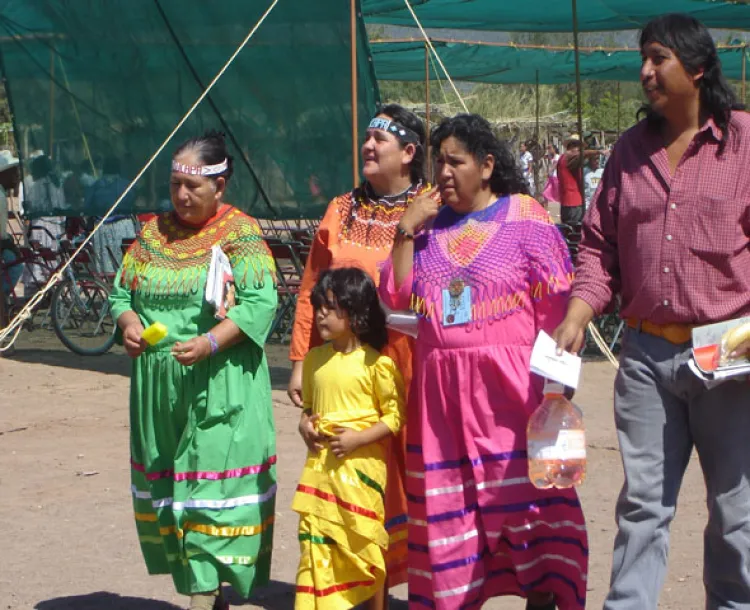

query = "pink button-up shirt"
572;112;750;325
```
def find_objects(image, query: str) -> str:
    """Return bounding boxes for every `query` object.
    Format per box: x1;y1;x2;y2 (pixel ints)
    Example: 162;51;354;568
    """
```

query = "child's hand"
329;427;363;458
299;411;324;454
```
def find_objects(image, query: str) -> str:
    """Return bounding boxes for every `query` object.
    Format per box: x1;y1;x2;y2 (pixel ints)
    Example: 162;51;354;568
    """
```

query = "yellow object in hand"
142;322;168;346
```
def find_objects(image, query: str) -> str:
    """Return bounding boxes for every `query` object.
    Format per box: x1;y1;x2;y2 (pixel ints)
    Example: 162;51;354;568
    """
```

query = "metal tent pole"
49;46;55;158
350;0;359;188
425;41;431;182
742;44;747;106
572;0;585;198
535;69;540;195
616;81;621;138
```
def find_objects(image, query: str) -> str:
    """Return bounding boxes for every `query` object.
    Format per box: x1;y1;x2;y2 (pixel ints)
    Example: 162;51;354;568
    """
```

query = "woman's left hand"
172;336;212;366
329;427;363;458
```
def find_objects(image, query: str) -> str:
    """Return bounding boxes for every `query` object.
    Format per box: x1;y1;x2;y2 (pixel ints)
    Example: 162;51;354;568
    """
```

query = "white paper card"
205;245;234;320
530;330;582;389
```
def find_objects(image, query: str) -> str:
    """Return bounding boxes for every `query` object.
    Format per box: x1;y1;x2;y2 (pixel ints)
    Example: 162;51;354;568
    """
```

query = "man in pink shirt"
554;14;750;610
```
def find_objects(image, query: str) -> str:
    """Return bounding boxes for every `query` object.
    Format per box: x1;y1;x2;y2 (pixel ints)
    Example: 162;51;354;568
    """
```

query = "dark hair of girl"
431;114;529;196
638;13;744;155
173;129;234;182
375;103;426;183
310;267;388;352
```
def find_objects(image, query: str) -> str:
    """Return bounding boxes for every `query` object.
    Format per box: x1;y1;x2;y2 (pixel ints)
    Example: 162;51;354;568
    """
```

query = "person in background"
553;14;750;610
109;131;278;610
293;267;405;610
288;103;440;594
556;136;597;226
519;140;535;195
86;156;138;274
583;153;603;210
382;113;588;610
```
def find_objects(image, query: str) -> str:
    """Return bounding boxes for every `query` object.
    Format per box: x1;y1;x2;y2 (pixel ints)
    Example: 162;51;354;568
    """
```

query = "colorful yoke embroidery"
411;194;574;325
119;206;275;298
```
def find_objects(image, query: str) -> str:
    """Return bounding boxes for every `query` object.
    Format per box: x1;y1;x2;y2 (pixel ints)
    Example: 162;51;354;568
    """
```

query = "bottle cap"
543;379;565;395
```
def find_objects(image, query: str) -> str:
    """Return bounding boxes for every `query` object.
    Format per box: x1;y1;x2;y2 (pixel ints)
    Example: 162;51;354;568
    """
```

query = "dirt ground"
0;329;708;610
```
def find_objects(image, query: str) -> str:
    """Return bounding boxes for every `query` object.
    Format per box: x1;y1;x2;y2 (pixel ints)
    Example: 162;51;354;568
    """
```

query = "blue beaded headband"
368;117;420;144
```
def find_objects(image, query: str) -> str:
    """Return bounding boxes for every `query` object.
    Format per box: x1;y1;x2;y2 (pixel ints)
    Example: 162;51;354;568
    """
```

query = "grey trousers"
603;328;750;610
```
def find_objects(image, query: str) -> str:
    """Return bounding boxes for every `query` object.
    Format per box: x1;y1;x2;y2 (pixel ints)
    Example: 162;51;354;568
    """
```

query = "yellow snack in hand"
719;321;750;366
142;322;168;346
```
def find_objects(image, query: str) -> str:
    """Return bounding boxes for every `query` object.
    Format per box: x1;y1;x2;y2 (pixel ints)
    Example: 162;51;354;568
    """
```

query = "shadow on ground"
228;581;408;609
36;592;182;610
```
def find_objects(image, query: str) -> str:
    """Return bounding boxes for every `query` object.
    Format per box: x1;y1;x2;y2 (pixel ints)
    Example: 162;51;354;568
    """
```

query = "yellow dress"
292;343;405;610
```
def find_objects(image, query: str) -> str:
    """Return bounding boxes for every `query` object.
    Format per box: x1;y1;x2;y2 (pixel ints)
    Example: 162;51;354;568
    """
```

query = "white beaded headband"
171;158;228;176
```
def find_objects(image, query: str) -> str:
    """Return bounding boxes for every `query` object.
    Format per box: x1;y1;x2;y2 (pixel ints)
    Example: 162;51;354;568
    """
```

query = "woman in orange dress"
287;104;438;599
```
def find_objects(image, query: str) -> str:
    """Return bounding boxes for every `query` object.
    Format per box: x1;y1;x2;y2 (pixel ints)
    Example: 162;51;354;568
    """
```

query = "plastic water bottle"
527;380;586;489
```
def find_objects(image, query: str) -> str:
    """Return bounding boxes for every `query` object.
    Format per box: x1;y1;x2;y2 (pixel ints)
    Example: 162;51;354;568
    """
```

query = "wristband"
396;224;415;240
203;331;219;355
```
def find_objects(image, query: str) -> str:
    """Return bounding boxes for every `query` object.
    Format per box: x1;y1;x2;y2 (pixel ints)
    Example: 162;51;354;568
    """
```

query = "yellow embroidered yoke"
292;343;405;610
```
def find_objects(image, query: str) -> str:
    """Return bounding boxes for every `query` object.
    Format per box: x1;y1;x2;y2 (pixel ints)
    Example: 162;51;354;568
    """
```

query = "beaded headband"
171;158;228;176
368;117;420;144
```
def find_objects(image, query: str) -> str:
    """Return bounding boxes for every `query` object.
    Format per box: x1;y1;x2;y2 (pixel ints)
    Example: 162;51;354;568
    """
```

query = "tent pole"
572;0;584;198
742;44;746;106
49;46;55;158
616;81;621;138
425;41;432;182
535;69;540;195
350;0;359;189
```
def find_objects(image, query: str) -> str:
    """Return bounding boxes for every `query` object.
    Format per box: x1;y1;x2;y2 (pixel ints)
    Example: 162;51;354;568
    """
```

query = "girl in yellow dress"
292;267;406;610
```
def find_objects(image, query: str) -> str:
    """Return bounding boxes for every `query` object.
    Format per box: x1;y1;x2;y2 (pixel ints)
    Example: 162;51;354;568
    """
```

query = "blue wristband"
203;332;219;355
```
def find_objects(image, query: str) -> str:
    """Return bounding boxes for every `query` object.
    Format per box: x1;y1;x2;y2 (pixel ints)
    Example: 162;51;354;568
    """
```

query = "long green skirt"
129;347;276;596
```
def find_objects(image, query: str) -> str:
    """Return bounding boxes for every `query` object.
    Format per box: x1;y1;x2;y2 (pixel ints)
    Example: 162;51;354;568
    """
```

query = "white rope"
0;0;281;348
402;0;469;113
587;321;620;369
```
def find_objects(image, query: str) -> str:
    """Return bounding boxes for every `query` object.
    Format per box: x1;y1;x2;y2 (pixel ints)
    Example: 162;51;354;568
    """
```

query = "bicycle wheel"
51;276;116;356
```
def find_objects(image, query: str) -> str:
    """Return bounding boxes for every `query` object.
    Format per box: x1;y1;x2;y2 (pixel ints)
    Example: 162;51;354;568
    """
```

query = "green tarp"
363;0;750;32
0;0;379;220
372;40;748;84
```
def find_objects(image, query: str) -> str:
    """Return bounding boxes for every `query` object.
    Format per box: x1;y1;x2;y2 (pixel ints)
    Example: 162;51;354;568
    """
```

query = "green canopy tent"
0;0;379;220
362;0;750;32
371;39;749;85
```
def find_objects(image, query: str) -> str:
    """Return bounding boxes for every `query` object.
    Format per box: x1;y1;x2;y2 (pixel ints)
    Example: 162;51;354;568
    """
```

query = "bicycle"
1;226;117;356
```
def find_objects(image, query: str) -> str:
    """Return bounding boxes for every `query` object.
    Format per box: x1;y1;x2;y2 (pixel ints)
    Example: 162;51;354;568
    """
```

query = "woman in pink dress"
380;114;588;610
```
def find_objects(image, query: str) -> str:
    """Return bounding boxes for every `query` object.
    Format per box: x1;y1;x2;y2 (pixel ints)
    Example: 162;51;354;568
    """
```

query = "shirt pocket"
690;196;749;260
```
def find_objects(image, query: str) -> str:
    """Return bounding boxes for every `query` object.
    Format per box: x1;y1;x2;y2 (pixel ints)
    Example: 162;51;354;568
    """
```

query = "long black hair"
639;13;744;155
310;267;388;352
431;113;529;196
173;129;235;182
376;103;426;183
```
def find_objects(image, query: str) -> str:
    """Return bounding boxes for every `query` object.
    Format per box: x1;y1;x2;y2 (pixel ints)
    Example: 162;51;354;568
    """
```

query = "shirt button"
670;203;677;210
663;299;670;307
663;267;670;273
666;234;673;241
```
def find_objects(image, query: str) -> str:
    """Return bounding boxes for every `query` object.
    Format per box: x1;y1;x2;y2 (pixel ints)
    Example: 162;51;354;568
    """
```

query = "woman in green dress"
109;131;278;610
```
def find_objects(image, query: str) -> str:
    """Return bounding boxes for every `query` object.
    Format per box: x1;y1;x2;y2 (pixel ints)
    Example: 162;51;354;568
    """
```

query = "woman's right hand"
299;411;324;454
122;322;147;358
399;187;440;234
287;360;304;407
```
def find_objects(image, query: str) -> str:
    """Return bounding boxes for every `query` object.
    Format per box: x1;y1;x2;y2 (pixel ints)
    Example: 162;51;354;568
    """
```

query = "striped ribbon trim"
130;455;276;481
406;449;526;471
180;516;275;538
153;484;277;510
295;484;379;520
385;514;408;530
299;533;337;545
408;593;435;608
355;469;385;499
423;496;581;524
134;512;158;522
297;580;376;598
